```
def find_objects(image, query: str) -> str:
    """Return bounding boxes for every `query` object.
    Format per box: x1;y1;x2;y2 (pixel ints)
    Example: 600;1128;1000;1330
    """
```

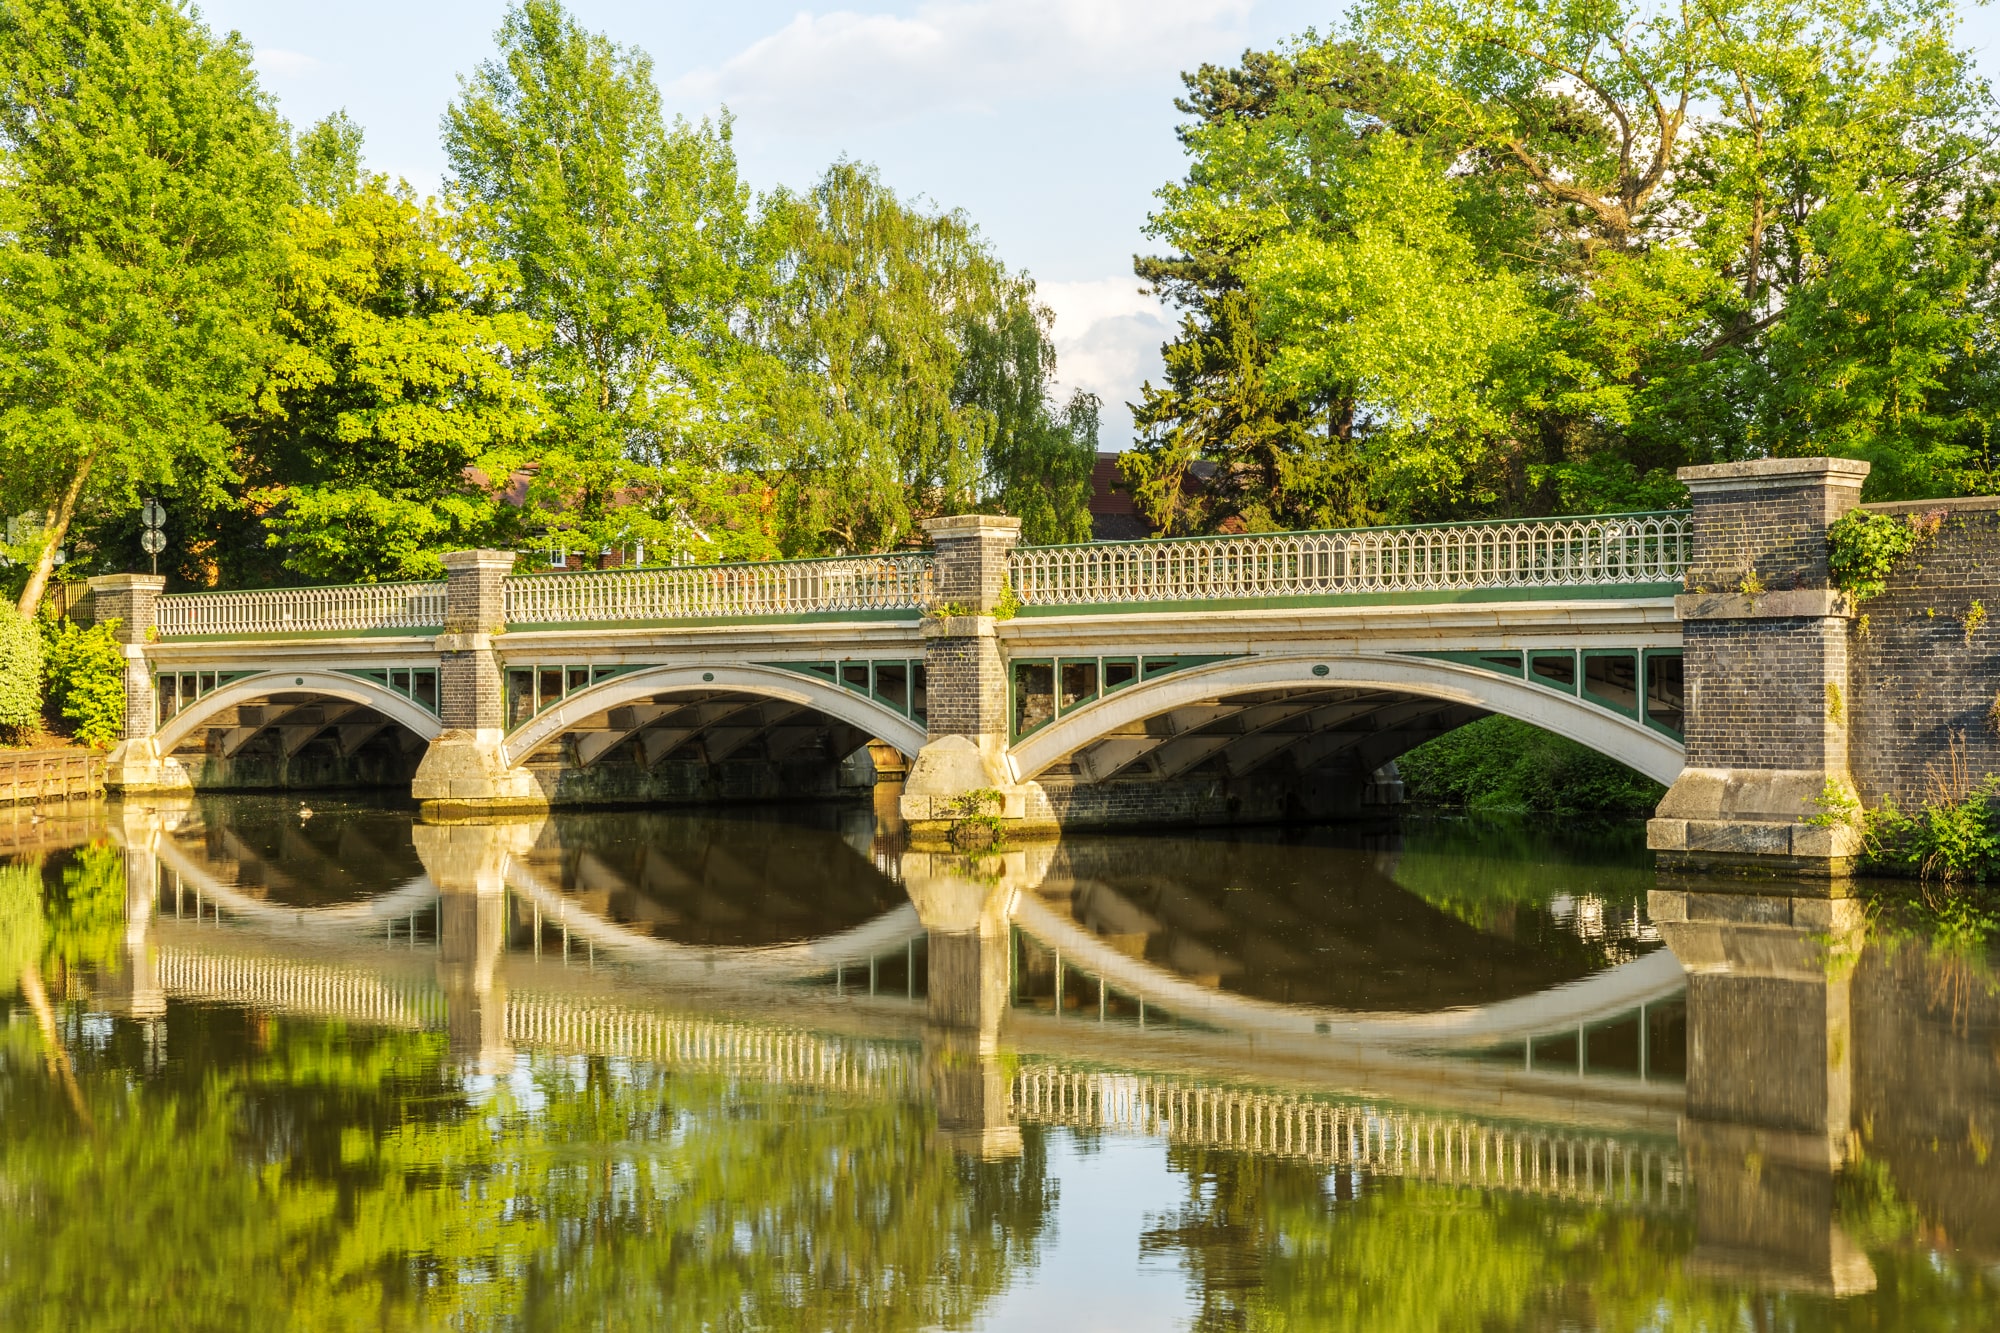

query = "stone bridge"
87;456;2000;870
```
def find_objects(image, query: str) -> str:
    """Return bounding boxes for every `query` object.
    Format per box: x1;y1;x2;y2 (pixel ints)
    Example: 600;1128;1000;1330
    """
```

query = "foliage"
0;856;41;995
1396;716;1665;814
237;117;545;585
445;1;773;566
39;616;123;747
753;161;1094;552
1826;509;1936;602
1862;778;2000;882
1134;0;2000;534
0;601;43;737
0;0;291;611
1125;45;1399;536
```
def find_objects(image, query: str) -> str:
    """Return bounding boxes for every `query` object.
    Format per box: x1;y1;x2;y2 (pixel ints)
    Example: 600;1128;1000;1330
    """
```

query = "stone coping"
1862;494;2000;514
1675;589;1852;620
1678;457;1871;491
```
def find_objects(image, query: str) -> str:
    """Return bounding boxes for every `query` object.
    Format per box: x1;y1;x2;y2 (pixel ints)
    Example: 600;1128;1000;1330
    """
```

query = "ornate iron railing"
504;553;935;626
1007;512;1691;607
155;582;448;638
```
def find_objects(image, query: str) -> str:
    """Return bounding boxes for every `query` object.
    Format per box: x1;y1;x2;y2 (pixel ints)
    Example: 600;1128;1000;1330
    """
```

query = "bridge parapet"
157;580;446;639
1009;510;1691;609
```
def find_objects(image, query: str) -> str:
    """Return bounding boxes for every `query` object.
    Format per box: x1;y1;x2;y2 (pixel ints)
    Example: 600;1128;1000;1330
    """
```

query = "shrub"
1397;716;1666;814
1826;508;1941;603
0;603;45;739
42;617;126;748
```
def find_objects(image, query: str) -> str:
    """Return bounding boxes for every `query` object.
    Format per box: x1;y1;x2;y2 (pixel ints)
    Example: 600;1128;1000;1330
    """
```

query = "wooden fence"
0;749;105;807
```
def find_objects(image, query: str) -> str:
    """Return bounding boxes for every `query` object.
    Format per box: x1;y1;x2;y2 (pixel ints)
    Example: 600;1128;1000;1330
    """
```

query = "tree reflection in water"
0;1002;1053;1331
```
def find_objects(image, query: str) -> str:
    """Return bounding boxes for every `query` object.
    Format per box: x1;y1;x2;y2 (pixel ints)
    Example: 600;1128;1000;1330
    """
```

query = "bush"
1826;508;1940;603
0;603;44;739
1397;715;1666;814
41;617;126;748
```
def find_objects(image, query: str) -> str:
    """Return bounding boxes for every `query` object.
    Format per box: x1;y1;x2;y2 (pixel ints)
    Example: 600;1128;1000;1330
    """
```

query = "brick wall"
439;650;503;732
924;635;1007;739
1683;618;1849;773
1688;487;1852;593
86;576;163;741
1849;501;2000;805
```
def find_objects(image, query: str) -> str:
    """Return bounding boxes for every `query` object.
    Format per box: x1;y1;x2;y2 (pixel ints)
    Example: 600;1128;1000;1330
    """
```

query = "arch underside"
1011;653;1684;790
1036;686;1487;787
161;691;434;789
515;689;884;774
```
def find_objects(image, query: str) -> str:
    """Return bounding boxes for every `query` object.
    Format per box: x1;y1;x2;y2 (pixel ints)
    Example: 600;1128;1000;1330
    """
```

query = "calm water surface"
1;795;1995;1330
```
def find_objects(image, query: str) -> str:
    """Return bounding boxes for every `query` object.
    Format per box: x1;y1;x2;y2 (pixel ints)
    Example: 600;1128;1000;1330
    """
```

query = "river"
1;793;1994;1330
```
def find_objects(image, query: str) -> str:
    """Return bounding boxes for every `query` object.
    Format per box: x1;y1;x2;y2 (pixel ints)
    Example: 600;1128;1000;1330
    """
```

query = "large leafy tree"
444;0;771;564
1137;0;2000;532
0;0;291;612
232;115;545;585
754;162;1095;553
1127;47;1401;534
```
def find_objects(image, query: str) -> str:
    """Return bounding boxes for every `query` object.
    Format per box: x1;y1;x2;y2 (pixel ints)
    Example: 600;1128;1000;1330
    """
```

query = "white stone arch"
502;662;928;768
153;668;445;754
1006;651;1684;785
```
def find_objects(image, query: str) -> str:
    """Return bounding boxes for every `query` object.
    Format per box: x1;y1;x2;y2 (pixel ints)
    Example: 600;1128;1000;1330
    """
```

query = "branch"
1698;307;1786;361
1499;139;1631;231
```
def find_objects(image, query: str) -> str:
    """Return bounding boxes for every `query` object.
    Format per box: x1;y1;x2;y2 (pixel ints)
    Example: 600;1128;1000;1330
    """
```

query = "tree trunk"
20;961;93;1129
18;451;96;619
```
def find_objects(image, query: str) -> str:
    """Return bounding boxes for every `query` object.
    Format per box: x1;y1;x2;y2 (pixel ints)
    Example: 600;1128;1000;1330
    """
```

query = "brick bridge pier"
87;456;2000;871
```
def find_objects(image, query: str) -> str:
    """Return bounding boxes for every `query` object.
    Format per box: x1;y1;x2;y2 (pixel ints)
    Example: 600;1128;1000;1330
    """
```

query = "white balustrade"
156;582;447;638
1008;512;1691;607
1009;1065;1686;1209
149;511;1685;639
503;553;935;625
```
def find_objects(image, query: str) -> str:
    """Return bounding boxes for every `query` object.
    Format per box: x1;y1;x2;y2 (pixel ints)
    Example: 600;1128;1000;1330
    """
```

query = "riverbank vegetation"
1397;717;1666;815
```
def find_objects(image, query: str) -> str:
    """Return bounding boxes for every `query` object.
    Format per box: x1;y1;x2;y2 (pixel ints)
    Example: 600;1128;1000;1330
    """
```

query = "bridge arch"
1007;652;1683;786
153;669;444;788
502;662;927;769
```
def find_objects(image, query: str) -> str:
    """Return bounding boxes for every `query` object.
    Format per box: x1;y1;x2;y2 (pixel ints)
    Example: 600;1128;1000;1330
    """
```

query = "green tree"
1140;1;2000;529
1128;45;1404;534
755;162;1094;552
1355;0;2000;505
235;116;544;584
445;0;772;565
0;0;290;612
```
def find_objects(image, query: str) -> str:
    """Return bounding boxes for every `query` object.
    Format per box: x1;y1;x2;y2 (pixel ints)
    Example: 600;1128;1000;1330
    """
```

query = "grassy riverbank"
1397;717;1666;816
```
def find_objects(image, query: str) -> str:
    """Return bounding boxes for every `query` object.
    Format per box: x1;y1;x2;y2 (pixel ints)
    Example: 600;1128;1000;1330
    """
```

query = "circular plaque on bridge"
141;498;166;530
139;528;166;556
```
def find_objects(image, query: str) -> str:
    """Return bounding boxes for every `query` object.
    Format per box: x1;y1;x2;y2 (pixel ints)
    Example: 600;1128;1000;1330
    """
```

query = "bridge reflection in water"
23;797;2000;1324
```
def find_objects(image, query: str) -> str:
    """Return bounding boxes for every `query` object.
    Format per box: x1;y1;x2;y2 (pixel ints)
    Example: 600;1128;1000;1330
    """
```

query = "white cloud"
255;48;322;78
1038;277;1175;448
673;0;1255;131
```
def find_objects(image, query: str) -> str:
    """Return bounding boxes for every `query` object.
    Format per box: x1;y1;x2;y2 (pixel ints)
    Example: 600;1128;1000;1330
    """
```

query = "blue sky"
201;0;2000;447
